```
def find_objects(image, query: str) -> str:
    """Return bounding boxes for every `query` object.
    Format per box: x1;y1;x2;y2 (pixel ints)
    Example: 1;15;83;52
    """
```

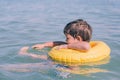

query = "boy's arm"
32;41;67;50
67;42;90;51
19;46;47;60
26;54;47;60
57;42;90;51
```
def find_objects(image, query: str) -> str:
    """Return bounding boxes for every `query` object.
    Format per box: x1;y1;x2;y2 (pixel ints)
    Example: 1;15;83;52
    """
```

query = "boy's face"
65;34;80;44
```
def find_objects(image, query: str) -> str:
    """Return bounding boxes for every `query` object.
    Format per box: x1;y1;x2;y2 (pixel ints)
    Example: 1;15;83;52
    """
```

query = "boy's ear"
76;36;82;41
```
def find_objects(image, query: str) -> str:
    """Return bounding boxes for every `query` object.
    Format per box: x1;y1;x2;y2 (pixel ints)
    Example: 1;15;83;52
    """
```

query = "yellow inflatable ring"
48;41;111;63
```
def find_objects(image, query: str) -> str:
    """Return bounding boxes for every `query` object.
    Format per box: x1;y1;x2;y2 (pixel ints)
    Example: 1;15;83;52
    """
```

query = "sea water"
0;0;120;80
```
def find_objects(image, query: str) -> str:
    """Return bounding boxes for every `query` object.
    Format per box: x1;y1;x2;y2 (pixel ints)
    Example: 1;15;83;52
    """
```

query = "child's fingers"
20;46;29;52
19;46;29;55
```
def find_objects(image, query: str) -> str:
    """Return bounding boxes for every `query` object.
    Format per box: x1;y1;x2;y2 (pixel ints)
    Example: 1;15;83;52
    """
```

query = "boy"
19;19;92;59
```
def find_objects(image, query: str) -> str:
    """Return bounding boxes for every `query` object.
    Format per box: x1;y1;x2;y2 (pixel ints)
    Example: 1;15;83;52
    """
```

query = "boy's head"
64;19;92;42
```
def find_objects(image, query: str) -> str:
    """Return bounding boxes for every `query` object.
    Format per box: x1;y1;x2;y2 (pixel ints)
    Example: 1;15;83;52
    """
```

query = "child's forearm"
53;41;67;46
44;42;54;47
67;42;90;51
19;47;48;60
26;53;48;60
44;41;67;47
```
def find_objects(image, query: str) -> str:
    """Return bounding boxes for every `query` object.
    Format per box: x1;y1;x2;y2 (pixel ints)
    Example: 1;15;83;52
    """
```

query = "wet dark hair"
64;19;92;42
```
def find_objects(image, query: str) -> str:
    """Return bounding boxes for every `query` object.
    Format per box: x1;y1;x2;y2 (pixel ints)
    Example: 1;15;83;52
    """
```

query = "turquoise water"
0;0;120;80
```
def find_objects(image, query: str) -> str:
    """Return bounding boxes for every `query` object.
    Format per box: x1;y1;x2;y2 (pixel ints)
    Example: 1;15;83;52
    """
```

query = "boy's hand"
32;44;45;50
19;46;29;55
